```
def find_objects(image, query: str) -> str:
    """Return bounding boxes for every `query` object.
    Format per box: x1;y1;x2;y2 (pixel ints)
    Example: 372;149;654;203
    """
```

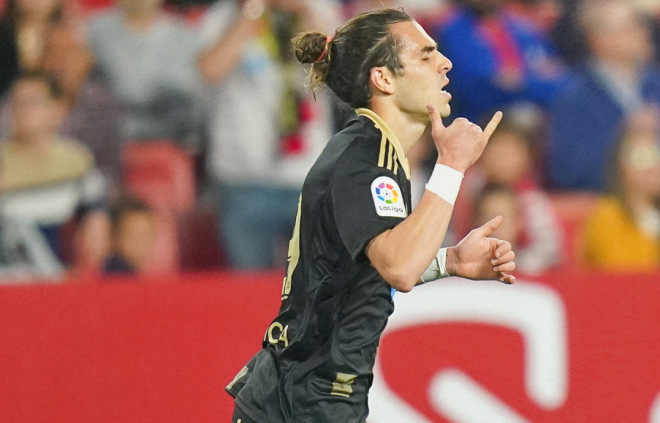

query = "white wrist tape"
425;164;464;206
437;247;450;278
419;248;450;283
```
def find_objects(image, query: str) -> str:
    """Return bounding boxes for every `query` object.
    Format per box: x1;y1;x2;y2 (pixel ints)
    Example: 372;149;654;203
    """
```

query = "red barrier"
0;271;659;422
0;273;281;423
371;274;660;423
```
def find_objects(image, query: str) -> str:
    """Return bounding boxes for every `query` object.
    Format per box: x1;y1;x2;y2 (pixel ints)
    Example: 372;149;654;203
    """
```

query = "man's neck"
369;101;429;155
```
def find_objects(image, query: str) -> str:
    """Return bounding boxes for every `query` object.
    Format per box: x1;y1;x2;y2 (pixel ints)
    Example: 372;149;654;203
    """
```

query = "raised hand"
427;104;503;174
446;216;516;284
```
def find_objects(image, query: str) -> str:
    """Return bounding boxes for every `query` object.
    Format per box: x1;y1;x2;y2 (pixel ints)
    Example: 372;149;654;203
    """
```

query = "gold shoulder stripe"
356;108;412;180
393;151;399;175
386;141;393;171
378;133;387;168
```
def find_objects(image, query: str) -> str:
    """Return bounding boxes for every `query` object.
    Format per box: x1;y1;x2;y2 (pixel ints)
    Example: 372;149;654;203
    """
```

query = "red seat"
548;192;600;269
121;140;197;273
121;140;196;215
177;206;227;271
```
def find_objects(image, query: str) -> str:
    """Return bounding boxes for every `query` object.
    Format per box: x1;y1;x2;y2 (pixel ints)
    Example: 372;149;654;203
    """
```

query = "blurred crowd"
0;0;659;281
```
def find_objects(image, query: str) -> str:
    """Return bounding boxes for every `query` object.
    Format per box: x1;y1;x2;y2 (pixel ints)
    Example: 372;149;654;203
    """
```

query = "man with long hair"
226;8;516;423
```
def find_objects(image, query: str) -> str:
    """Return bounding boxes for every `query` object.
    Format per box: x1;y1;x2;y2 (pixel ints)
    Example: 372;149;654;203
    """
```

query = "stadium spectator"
552;0;660;78
455;112;563;273
547;0;660;191
103;196;157;274
0;216;65;278
0;23;123;188
42;24;123;187
0;0;81;98
197;0;338;269
583;109;660;271
429;0;567;123
0;72;107;268
88;0;203;143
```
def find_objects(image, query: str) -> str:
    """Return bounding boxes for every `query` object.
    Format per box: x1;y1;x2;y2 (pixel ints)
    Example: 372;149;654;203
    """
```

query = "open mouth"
440;80;450;97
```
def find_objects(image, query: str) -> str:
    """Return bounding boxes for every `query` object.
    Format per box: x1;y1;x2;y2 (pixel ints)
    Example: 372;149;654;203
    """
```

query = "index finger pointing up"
483;111;503;141
473;215;503;237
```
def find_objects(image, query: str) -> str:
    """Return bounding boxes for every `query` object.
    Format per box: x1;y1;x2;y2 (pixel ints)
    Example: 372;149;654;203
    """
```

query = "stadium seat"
121;140;196;215
548;192;600;269
177;205;227;271
121;140;197;273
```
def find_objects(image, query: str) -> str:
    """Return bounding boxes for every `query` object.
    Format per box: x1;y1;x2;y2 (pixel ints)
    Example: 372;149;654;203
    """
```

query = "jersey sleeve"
330;147;408;262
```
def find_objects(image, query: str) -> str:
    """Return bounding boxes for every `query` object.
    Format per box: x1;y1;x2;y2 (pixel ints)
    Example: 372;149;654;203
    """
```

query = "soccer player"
226;8;516;423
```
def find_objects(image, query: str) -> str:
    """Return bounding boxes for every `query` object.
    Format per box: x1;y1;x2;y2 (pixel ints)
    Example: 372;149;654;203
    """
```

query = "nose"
438;52;452;74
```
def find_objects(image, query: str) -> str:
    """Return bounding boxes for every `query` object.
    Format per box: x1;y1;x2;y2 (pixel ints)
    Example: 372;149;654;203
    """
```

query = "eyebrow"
420;44;438;54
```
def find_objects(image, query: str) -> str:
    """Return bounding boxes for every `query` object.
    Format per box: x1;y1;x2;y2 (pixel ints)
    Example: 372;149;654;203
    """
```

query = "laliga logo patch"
376;182;399;204
371;176;407;218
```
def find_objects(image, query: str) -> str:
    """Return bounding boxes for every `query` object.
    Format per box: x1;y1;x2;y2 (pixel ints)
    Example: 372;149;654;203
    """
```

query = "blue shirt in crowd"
547;64;660;191
431;7;568;123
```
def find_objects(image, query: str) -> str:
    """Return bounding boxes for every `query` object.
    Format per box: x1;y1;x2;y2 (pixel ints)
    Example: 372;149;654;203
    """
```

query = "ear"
369;66;396;96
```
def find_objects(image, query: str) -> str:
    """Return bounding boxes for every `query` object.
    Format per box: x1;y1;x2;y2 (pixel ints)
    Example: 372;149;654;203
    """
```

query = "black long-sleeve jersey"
226;108;412;423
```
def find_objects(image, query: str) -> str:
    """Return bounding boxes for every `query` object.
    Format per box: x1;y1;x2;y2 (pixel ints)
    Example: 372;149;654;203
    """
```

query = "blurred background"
0;0;658;278
1;0;660;422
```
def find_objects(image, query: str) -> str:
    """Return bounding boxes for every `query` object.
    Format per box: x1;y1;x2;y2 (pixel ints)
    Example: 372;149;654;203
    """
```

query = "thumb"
474;215;503;237
427;103;445;131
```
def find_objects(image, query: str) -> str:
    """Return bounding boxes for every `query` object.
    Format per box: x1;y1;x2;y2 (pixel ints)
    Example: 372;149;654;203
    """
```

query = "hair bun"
293;32;328;64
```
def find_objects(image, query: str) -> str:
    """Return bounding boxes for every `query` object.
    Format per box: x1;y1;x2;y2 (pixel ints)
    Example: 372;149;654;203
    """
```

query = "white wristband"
437;247;450;278
419;248;450;283
425;164;464;206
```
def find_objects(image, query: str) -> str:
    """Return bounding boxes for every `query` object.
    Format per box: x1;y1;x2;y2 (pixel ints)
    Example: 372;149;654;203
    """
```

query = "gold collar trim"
356;108;411;179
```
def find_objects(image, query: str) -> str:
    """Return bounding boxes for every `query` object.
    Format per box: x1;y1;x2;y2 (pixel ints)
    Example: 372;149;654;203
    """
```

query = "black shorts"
232;404;258;423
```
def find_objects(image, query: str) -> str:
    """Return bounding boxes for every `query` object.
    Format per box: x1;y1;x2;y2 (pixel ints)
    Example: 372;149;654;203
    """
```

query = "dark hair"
109;196;153;235
13;70;63;99
292;8;413;109
2;0;64;31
